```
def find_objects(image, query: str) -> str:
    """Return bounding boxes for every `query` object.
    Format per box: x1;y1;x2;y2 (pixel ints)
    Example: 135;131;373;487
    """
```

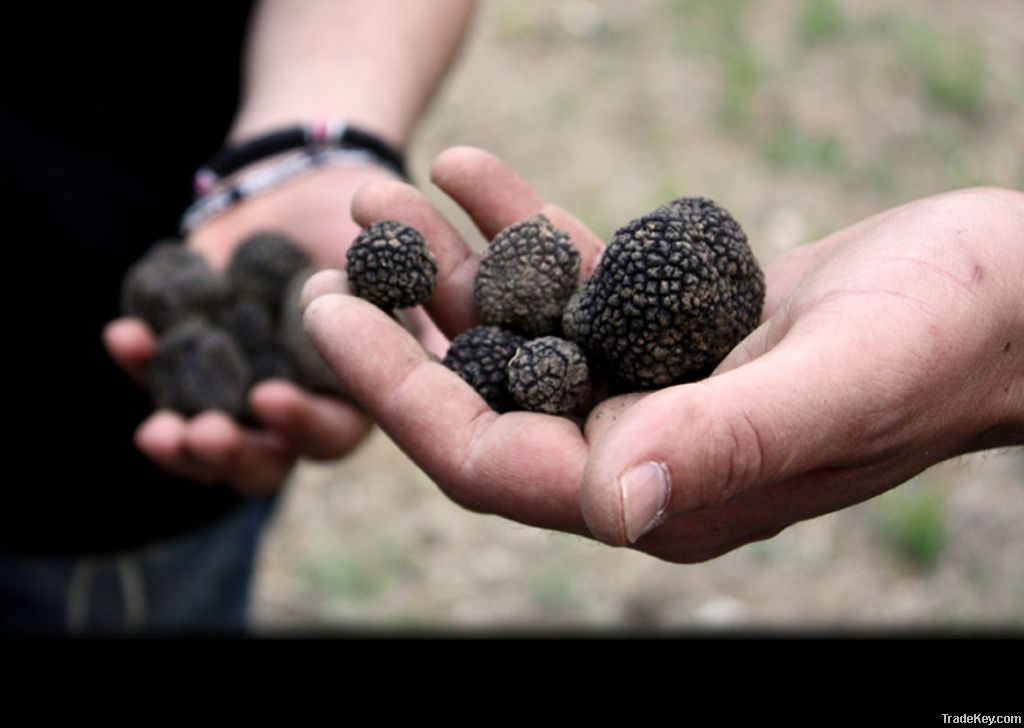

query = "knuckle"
690;398;766;508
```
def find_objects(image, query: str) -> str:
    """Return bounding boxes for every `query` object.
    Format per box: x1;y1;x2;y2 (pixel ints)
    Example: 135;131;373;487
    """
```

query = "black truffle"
221;297;276;352
248;346;295;383
220;296;295;383
653;197;765;338
474;215;580;336
150;320;251;417
507;337;591;415
563;197;764;388
443;326;525;412
121;241;228;333
279;268;347;397
227;231;311;314
347;221;438;310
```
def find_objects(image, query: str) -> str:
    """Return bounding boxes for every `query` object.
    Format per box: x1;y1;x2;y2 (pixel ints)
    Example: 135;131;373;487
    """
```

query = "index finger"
103;317;156;384
431;146;606;279
303;288;589;534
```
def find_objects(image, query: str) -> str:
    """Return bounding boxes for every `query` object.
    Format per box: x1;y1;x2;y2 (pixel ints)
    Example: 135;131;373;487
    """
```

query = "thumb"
581;337;850;546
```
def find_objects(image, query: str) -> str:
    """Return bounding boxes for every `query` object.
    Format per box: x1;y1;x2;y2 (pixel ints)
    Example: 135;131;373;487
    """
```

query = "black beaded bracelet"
180;147;391;235
193;120;408;194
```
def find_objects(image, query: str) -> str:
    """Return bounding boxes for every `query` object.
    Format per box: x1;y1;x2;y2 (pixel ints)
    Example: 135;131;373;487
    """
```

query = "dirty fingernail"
620;461;671;544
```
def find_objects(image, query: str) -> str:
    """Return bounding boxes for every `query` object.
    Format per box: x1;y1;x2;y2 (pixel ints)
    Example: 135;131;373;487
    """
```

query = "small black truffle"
221;297;276;353
347;221;438;310
474;215;579;336
443;326;525;412
507;337;591;415
248;346;295;383
150;320;251;417
563;197;764;388
279;268;347;397
220;297;295;383
121;241;228;333
227;231;311;315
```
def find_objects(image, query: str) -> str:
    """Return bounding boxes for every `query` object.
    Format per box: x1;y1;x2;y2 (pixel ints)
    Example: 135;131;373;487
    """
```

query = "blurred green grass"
798;0;847;46
873;480;948;573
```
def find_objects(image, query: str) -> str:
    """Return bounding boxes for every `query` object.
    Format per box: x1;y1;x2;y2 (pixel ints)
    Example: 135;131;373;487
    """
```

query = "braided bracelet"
192;120;408;195
180;146;390;235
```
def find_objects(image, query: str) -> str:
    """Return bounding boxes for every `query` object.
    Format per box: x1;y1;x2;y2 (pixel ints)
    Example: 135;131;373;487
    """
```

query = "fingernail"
619;461;671;544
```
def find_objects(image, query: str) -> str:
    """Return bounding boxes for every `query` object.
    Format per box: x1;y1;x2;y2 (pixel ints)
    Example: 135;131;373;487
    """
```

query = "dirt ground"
250;0;1024;632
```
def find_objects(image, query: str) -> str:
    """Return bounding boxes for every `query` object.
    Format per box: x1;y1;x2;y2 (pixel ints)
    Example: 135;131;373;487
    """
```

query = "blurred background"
251;0;1024;631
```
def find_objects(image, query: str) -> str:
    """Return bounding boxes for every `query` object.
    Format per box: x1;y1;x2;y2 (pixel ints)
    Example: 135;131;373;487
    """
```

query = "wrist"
229;108;406;150
187;163;396;269
183;120;408;237
988;190;1024;444
964;188;1024;450
988;318;1024;446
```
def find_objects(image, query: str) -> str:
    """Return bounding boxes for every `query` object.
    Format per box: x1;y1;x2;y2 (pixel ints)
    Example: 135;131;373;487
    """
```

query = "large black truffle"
227;231;311;315
474;215;579;336
150;320;251;417
563;197;764;388
443;326;525;412
279;268;347;397
347;221;438;310
507;337;591;415
121;241;228;333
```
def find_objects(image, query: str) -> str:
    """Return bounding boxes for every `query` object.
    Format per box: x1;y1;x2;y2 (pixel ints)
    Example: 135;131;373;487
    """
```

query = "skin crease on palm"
302;146;1024;564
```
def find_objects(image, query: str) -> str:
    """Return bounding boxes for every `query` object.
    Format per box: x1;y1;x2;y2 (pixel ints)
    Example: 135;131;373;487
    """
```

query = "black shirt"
1;2;258;553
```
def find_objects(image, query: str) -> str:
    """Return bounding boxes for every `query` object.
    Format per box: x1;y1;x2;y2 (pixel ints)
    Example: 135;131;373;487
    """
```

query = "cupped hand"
103;164;401;495
303;146;1023;562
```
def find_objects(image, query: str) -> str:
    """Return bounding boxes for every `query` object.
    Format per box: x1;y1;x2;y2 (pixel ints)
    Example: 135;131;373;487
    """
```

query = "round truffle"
653;197;765;339
474;215;580;336
221;297;276;353
227;231;311;314
279;268;347;397
121;241;227;333
507;337;591;415
150;320;251;417
443;326;525;412
563;197;764;388
248;346;295;383
347;220;438;310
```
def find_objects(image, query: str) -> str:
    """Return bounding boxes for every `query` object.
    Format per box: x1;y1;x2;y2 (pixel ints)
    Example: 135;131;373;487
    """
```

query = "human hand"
303;147;1023;561
103;164;397;495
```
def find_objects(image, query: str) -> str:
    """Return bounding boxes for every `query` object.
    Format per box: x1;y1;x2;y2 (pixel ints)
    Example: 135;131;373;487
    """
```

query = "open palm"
303;147;1023;561
103;164;401;495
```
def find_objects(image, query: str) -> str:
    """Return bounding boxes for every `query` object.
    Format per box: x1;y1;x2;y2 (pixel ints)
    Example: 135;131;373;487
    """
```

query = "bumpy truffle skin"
248;346;295;383
279;268;347;397
508;337;591;415
347;221;438;310
150;320;251;417
653;197;765;341
227;231;311;314
474;215;579;336
563;198;764;388
221;297;276;352
443;326;525;412
121;241;228;333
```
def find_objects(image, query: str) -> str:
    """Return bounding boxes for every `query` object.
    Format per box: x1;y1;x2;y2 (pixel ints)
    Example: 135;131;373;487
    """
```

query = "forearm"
231;0;475;145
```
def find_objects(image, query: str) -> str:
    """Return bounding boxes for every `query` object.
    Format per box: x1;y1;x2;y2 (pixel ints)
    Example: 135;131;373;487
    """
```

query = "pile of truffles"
345;198;765;417
121;231;345;421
